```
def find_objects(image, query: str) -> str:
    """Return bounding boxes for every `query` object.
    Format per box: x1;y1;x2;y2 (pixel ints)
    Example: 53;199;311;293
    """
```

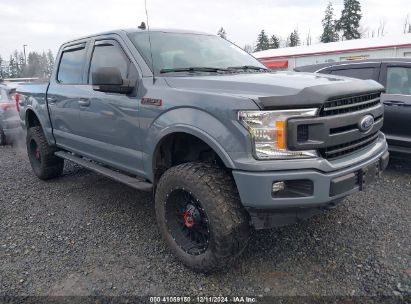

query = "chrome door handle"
101;110;115;117
78;99;90;107
47;96;57;104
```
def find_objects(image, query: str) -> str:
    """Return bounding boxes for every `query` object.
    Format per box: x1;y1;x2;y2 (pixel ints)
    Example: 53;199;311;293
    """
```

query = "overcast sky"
0;0;410;59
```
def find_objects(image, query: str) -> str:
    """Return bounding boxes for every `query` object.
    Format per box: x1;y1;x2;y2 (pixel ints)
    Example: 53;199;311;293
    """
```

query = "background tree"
12;51;25;77
337;0;362;40
404;14;411;34
242;44;253;53
8;55;19;78
306;30;312;46
287;29;300;47
46;49;55;78
217;27;227;39
320;2;339;43
255;30;270;51
377;19;386;37
2;49;55;79
0;55;3;79
269;35;280;49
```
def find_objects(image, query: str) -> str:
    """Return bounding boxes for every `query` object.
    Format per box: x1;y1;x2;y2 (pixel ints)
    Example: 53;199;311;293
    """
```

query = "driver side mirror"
92;67;134;94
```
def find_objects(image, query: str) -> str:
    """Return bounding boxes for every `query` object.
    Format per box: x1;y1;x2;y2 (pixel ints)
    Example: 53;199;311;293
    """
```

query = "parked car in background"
0;83;20;145
295;58;411;155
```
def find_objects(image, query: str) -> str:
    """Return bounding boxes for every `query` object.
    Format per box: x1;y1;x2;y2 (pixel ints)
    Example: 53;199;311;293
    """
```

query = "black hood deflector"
256;79;384;110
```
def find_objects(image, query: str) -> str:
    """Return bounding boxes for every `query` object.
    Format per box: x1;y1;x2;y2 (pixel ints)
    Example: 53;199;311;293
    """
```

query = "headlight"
238;108;318;159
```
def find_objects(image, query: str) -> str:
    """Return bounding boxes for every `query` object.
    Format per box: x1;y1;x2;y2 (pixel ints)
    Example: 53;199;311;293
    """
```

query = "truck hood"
164;71;384;109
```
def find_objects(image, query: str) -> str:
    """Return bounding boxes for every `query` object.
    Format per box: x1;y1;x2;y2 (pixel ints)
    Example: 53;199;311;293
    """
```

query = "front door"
77;38;144;175
380;63;411;151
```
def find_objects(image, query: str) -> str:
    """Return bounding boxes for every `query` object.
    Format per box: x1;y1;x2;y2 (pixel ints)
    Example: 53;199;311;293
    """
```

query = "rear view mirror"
92;67;134;94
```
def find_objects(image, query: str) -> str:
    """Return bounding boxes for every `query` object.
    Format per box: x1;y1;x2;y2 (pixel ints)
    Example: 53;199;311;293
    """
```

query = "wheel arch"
25;108;42;129
24;106;55;145
150;126;235;184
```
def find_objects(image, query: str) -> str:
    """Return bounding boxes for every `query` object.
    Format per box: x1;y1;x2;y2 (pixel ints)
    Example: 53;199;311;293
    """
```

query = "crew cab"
17;29;389;272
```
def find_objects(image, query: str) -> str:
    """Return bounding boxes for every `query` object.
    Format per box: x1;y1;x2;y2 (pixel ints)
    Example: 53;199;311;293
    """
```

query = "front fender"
143;107;251;180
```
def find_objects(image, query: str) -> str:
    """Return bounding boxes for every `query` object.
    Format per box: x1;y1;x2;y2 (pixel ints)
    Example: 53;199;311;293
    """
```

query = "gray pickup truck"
17;28;389;272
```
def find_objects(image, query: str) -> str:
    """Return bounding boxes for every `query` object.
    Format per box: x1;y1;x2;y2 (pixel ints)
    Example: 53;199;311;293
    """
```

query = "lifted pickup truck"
17;28;389;272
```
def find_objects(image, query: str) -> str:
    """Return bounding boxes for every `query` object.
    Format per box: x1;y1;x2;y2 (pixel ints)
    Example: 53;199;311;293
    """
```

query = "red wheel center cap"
183;210;195;228
35;148;41;160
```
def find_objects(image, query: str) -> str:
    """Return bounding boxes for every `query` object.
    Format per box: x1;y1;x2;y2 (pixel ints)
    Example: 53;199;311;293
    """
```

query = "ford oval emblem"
358;115;374;132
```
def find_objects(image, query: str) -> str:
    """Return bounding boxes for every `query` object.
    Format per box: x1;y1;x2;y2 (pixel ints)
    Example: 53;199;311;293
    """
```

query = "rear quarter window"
57;46;87;84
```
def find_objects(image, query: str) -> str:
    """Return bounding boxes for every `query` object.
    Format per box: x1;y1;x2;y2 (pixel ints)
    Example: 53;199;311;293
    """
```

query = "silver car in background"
0;83;21;145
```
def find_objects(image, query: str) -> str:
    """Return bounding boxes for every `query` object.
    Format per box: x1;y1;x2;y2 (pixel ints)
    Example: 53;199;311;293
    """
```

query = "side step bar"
55;151;153;192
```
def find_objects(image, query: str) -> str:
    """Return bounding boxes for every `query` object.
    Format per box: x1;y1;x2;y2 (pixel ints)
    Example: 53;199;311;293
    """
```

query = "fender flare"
145;121;237;181
24;105;54;145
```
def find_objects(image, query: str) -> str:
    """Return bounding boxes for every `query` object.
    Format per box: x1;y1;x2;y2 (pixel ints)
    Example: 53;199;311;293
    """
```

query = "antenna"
144;0;156;83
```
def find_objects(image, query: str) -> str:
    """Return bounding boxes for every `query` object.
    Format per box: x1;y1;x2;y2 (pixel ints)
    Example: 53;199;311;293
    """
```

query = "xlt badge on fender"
141;97;163;106
358;115;374;132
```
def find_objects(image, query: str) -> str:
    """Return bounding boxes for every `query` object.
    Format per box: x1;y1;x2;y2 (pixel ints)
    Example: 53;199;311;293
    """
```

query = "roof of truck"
63;28;213;45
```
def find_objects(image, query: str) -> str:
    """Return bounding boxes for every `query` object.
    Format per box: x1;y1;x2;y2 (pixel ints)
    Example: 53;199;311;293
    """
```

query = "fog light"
272;181;285;193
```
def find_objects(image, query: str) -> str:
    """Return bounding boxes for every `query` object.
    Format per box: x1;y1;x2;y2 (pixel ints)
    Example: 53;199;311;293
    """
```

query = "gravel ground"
0;144;410;300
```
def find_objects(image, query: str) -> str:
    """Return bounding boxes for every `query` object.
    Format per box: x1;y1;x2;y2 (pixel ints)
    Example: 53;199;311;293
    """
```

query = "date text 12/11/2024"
149;296;258;303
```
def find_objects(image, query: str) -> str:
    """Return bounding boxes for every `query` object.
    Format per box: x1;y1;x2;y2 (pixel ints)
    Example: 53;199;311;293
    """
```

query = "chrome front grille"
320;92;381;117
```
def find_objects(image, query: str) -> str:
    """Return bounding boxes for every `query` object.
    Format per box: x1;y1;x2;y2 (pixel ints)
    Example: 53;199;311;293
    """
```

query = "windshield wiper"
160;67;230;74
227;65;268;71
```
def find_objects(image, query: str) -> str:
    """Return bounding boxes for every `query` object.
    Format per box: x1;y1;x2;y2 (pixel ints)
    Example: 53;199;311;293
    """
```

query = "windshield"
128;31;266;75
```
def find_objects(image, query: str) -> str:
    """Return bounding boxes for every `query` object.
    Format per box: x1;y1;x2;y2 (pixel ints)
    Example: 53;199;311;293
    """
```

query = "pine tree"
0;55;3;79
18;50;55;79
217;27;227;39
242;44;253;54
255;30;270;51
337;0;362;40
269;35;280;49
8;55;18;78
320;2;339;43
306;30;312;46
46;50;55;79
288;29;300;47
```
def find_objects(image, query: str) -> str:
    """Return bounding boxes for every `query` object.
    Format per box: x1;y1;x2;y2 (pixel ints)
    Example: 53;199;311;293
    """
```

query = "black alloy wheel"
165;188;210;255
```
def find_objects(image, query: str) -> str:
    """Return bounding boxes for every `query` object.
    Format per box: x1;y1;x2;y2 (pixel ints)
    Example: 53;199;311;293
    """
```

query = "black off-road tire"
27;126;64;180
155;162;251;273
0;127;6;146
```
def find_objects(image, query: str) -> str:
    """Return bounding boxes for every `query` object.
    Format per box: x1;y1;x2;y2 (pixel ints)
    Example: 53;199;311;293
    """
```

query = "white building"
253;34;411;70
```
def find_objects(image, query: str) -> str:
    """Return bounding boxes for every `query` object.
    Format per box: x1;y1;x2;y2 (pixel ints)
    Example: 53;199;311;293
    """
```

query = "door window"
386;67;411;95
57;46;87;84
88;42;129;84
329;67;376;80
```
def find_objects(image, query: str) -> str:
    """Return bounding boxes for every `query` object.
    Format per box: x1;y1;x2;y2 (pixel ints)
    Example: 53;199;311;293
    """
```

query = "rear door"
47;42;90;152
380;63;411;151
76;37;144;175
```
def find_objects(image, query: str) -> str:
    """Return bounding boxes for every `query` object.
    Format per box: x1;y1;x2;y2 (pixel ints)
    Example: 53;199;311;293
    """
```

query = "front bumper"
232;142;389;228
